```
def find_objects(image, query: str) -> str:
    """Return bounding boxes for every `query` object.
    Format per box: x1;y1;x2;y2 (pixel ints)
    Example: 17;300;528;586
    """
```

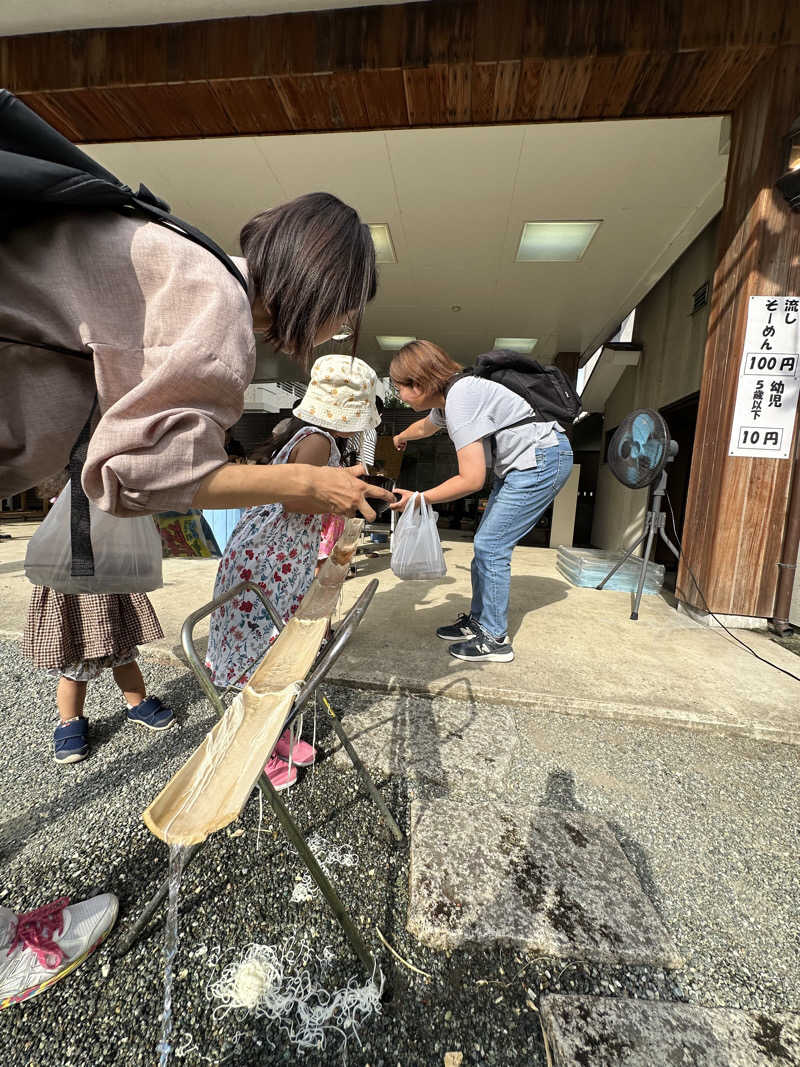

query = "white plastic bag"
25;481;163;594
390;492;447;581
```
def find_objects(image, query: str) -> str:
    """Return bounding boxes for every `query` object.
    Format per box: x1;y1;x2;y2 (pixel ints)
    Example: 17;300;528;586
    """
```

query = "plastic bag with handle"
25;480;163;594
390;492;447;581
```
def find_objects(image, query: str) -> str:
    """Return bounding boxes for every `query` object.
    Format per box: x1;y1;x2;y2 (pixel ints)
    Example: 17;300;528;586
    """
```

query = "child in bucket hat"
295;355;380;568
293;354;380;433
205;353;379;792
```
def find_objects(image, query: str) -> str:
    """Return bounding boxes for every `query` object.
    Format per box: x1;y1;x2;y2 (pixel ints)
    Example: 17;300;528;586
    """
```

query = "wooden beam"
554;351;580;384
0;1;797;141
678;46;800;617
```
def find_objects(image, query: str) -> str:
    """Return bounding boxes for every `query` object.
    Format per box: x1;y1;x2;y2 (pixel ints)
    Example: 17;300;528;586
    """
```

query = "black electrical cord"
665;491;800;684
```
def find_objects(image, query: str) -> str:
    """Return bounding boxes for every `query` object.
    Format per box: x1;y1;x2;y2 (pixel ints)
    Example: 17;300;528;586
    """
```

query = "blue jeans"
470;432;573;640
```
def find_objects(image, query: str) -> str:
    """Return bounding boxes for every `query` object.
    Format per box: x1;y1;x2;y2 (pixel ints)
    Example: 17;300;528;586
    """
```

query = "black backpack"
446;349;582;424
0;90;246;291
0;90;248;582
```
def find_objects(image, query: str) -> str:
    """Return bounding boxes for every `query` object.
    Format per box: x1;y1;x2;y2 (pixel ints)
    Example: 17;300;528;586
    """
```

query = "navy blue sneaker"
436;613;479;642
54;718;89;764
448;632;515;663
126;696;174;731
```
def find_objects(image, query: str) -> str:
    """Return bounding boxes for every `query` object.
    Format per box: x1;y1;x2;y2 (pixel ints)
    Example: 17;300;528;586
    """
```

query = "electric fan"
597;409;680;620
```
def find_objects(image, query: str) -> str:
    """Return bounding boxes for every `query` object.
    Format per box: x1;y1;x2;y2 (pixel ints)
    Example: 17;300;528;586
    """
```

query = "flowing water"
157;844;187;1066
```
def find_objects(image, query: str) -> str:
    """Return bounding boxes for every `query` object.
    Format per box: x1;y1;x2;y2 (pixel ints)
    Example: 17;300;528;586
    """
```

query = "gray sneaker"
436;613;479;642
448;633;515;663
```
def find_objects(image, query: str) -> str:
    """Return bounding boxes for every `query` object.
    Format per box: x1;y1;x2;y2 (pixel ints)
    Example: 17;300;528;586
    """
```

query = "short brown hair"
241;192;377;365
390;340;463;394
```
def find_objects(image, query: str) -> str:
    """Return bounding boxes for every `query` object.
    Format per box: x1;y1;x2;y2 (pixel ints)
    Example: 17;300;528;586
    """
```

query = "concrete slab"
330;541;800;746
1;526;798;744
540;995;800;1066
330;689;518;796
407;797;680;967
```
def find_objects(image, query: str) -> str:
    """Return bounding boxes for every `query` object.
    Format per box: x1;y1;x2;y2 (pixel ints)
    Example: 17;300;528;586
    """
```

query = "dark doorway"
655;392;699;568
569;413;604;547
572;450;600;546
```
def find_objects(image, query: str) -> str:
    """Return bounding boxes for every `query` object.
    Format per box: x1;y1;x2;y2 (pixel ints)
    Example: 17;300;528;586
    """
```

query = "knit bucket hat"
293;354;380;433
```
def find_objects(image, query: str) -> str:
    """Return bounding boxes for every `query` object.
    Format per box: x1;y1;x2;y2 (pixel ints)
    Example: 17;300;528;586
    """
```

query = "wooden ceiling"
1;0;797;142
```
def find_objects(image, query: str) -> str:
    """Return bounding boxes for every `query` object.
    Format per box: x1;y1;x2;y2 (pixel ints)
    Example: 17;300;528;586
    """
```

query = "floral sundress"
205;427;340;689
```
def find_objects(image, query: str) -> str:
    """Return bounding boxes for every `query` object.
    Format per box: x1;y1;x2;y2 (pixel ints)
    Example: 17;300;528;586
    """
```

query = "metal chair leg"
114;843;202;958
254;772;377;976
118;579;387;977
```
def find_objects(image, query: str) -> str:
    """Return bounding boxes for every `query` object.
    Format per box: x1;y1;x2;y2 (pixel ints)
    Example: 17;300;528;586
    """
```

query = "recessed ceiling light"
516;221;601;262
376;335;416;351
369;224;396;264
494;337;538;353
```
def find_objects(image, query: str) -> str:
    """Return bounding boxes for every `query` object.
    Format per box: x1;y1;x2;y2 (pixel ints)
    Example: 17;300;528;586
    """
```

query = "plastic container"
556;546;664;594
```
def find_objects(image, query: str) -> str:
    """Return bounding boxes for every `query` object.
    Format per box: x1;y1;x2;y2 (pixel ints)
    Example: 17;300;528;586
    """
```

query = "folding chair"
115;578;405;976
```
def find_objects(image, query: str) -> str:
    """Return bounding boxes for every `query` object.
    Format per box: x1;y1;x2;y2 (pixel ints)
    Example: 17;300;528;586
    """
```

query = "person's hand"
393;433;407;452
389;488;417;512
285;464;394;521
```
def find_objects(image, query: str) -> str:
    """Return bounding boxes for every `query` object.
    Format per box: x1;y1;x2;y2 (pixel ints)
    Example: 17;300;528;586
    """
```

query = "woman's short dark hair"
241;192;377;365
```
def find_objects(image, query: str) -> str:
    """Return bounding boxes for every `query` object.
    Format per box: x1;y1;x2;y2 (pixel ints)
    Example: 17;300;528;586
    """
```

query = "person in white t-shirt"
389;340;573;663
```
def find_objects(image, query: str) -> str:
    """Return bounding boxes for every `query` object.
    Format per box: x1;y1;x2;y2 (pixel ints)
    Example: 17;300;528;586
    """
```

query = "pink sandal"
264;753;298;791
274;728;317;767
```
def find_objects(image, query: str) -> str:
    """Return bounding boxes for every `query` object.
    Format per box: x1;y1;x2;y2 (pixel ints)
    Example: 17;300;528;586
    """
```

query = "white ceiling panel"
83;115;727;377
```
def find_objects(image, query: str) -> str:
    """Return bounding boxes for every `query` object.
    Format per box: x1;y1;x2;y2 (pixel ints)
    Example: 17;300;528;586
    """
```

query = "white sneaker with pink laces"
0;893;119;1009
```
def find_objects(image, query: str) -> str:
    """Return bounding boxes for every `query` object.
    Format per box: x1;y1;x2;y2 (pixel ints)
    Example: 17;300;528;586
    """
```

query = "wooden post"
553;351;580;384
678;48;800;618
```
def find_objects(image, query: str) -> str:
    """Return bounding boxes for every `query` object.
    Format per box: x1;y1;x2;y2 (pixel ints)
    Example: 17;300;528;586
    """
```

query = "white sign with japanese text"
728;296;800;459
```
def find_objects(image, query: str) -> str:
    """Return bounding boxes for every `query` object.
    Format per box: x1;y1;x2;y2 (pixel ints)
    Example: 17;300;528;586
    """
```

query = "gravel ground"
1;641;798;1066
0;643;556;1067
320;682;800;1020
772;632;800;659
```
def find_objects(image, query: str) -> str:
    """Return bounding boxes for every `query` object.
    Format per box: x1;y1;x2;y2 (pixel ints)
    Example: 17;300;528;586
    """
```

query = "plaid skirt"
21;588;164;671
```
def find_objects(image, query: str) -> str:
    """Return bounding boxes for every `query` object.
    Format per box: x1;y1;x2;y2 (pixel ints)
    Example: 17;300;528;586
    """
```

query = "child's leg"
114;652;175;731
56;676;88;723
112;661;147;707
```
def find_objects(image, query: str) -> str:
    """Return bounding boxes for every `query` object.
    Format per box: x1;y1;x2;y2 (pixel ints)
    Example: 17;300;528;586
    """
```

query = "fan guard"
607;409;670;490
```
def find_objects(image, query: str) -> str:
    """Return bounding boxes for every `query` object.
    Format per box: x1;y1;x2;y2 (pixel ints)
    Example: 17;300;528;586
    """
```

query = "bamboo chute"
143;519;364;846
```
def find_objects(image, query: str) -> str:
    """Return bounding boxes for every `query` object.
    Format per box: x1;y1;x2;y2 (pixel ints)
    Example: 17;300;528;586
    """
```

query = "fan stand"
596;462;681;620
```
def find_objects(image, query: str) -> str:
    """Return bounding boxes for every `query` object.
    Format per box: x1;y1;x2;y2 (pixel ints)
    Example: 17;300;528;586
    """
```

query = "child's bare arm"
289;434;333;467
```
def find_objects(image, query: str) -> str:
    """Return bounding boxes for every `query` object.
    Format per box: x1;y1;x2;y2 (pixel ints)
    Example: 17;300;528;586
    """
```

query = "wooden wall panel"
513;59;542;122
274;72;372;132
678;47;800;616
581;54;648;118
447;62;472;123
18;92;83;141
209;79;293;136
474;0;526;63
470;62;497;124
403;65;449;127
26;88;137;141
533;57;594;120
626;0;681;54
358;69;409;128
494;60;522;121
3;1;799;141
